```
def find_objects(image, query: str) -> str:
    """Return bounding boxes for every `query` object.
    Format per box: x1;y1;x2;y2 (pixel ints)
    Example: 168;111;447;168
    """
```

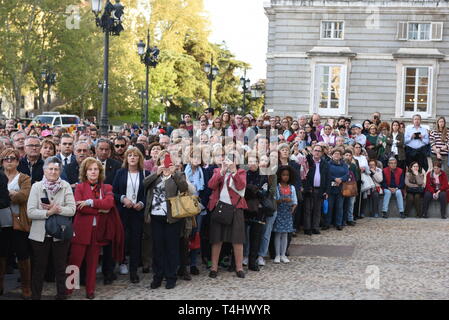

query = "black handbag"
211;201;235;225
43;190;73;241
45;215;73;240
407;186;424;194
260;197;276;217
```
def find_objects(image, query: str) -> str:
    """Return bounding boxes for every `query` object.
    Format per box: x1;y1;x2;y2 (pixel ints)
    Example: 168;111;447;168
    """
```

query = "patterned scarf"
90;182;101;199
42;176;62;196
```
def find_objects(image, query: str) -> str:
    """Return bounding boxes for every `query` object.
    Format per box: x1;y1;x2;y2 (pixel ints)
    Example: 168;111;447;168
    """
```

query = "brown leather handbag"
342;171;358;197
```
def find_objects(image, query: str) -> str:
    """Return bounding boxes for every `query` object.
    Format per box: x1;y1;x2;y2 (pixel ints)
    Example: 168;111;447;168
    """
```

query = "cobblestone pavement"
3;218;449;300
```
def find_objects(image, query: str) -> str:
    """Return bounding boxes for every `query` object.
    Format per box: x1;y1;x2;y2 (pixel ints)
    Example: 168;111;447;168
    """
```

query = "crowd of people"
0;108;447;300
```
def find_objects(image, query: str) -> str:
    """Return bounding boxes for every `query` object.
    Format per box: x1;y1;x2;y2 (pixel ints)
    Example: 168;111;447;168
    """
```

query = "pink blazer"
207;168;248;211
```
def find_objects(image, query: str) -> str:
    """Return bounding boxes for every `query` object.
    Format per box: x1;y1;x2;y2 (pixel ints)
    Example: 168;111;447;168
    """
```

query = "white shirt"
126;172;140;204
8;174;20;217
60;154;72;166
392;132;399;155
219;172;232;205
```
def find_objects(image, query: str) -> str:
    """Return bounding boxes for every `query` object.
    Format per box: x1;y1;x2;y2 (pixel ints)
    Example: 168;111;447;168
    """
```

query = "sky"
203;0;268;83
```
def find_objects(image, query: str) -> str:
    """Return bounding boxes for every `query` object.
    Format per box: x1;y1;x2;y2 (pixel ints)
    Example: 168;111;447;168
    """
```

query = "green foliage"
0;0;261;122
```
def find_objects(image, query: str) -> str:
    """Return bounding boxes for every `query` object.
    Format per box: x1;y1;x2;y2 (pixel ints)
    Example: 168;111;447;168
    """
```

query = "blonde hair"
79;157;105;183
122;147;144;171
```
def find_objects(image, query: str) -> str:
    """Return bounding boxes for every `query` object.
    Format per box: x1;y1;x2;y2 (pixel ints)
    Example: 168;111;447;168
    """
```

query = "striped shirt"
430;129;449;156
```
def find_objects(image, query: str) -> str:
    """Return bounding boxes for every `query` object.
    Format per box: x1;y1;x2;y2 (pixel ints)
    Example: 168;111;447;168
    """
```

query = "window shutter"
431;22;443;41
397;22;408;40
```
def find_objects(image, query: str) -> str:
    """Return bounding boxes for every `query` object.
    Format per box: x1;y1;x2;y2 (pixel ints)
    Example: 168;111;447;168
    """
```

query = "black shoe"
336;226;343;231
347;221;356;226
292;232;298;238
190;266;200;275
166;282;176;289
422;215;428;219
130;273;140;284
236;270;245;278
312;229;321;234
209;270;218;278
142;267;151;274
103;277;113;285
248;264;260;272
86;293;95;300
304;229;312;235
321;226;330;230
181;272;192;281
358;216;364;219
442;216;447;219
382;212;388;219
150;281;162;289
400;213;405;219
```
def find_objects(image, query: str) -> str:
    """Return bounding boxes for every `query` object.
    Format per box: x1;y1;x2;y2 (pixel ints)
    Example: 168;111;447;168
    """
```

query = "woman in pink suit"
207;151;248;279
67;157;116;300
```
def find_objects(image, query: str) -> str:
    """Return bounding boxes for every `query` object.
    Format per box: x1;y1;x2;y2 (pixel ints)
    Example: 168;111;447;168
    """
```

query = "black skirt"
209;208;245;244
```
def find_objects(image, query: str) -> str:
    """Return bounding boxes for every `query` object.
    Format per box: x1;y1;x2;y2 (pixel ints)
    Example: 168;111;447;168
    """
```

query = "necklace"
129;172;139;200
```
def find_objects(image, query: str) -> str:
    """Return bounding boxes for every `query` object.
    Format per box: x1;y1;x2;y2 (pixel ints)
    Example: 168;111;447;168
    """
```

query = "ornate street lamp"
90;0;125;135
137;29;160;130
41;70;56;110
240;73;250;115
204;58;219;110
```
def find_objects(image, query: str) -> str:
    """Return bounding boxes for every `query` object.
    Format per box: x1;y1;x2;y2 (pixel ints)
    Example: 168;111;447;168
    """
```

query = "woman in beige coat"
27;156;76;300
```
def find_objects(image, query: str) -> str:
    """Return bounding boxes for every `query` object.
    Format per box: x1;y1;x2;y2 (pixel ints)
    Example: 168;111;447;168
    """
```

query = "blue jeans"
343;196;356;223
382;189;404;213
327;193;344;227
258;211;277;257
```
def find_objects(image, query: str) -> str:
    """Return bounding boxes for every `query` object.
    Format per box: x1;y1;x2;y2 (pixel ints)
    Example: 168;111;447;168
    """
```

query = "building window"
321;21;344;39
397;22;443;41
403;67;432;115
314;64;347;115
408;23;431;40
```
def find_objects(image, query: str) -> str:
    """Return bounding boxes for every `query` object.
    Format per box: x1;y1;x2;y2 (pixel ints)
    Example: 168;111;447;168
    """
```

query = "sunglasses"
2;157;17;162
115;144;126;148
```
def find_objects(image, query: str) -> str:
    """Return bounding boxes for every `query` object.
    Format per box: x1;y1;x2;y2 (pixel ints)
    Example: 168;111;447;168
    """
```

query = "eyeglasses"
76;149;89;153
26;144;41;148
14;138;25;142
115;144;126;148
2;157;17;162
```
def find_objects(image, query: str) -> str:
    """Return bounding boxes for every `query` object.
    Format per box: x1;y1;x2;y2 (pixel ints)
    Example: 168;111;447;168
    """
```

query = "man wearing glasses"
303;145;329;236
17;136;44;184
112;136;128;164
61;141;91;190
56;134;76;169
11;131;26;159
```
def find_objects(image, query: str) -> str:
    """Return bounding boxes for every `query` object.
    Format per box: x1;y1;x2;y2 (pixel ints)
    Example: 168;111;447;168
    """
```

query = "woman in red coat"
208;151;248;279
67;157;116;299
423;159;449;219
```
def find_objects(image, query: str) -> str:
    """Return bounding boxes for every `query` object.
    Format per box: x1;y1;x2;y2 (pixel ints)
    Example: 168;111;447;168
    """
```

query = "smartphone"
41;197;50;204
164;154;173;168
414;132;420;139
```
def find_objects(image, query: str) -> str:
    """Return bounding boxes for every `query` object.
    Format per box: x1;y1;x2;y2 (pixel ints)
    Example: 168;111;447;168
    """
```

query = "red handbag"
189;232;201;250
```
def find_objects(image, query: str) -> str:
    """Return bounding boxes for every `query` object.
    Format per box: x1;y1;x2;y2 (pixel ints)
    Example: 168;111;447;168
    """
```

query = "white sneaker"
242;257;248;266
280;256;290;263
257;256;265;266
119;264;129;275
273;256;281;264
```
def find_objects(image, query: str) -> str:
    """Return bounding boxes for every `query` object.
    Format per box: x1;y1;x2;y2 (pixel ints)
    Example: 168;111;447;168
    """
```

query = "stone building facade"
265;0;449;124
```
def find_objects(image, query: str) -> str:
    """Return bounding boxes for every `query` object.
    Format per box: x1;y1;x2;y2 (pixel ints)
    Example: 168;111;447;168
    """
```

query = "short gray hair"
43;156;62;170
25;135;40;145
11;130;26;140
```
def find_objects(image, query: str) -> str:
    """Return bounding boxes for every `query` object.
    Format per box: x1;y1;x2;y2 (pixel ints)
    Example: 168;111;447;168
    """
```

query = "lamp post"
137;30;159;130
240;72;250;115
90;0;125;136
204;58;219;110
41;70;56;110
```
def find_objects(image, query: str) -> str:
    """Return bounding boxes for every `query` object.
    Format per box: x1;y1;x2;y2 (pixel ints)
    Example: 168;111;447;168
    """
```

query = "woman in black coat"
112;147;149;284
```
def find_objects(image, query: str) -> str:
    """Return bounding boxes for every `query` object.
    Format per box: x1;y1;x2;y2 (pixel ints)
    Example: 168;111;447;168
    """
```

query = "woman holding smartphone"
207;151;248;279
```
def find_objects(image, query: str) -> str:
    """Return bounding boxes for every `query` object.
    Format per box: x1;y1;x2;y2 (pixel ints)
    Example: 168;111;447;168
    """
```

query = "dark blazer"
61;161;80;186
0;171;10;209
303;155;330;195
103;158;122;185
56;153;77;167
385;132;405;161
112;168;148;216
17;155;44;185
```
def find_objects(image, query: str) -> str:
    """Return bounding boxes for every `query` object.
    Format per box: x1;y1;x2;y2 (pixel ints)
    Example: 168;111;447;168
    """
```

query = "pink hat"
41;129;53;137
